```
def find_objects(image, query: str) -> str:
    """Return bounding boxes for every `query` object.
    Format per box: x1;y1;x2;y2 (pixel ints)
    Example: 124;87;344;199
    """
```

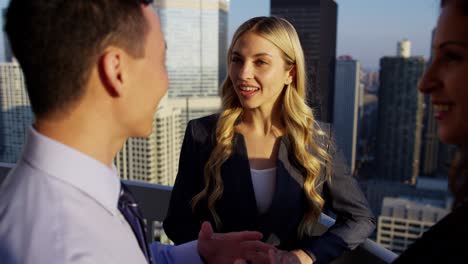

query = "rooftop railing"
0;165;398;263
125;180;398;264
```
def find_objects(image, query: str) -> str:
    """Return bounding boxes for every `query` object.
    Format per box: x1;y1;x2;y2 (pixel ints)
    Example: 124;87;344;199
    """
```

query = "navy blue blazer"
163;114;375;263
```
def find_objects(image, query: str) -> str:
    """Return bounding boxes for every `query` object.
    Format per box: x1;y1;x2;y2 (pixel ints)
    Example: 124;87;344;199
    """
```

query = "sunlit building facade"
0;62;32;163
116;98;183;186
154;0;229;98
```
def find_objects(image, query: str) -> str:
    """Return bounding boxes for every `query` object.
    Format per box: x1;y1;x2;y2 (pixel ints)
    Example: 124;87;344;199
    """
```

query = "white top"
250;167;276;214
0;127;201;264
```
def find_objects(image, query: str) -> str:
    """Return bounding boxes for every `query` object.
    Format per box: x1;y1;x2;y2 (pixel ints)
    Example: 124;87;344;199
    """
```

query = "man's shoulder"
0;160;89;229
0;162;67;263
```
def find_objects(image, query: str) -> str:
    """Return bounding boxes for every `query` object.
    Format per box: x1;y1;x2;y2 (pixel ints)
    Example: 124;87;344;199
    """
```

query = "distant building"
2;9;13;62
360;178;449;219
377;197;449;254
333;56;360;173
0;62;32;163
396;39;411;58
170;96;221;129
218;0;229;87
154;0;229;98
116;98;183;186
271;0;337;123
376;42;425;184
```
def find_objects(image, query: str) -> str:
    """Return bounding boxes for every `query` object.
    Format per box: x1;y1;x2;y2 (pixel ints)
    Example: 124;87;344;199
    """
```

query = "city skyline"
229;0;439;69
0;0;438;69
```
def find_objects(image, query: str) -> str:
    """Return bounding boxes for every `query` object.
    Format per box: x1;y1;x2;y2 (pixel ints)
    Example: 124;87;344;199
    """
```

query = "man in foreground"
0;0;273;263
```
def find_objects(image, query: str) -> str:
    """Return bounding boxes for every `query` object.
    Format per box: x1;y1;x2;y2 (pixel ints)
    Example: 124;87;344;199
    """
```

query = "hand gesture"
197;221;276;264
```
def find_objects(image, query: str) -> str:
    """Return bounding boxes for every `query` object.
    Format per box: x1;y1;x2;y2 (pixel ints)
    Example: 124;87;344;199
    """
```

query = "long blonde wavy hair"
191;16;332;238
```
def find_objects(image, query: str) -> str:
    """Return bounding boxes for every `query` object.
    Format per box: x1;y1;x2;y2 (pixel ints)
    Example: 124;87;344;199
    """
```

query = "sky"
228;0;440;70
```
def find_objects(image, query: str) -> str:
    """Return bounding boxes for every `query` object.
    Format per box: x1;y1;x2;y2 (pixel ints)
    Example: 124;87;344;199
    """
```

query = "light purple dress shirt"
0;127;202;264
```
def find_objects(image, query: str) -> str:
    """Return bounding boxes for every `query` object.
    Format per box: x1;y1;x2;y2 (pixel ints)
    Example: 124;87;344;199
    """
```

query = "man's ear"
99;49;125;97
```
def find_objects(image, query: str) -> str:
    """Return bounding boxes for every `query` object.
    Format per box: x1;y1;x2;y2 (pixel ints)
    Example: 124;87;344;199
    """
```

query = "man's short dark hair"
4;0;149;118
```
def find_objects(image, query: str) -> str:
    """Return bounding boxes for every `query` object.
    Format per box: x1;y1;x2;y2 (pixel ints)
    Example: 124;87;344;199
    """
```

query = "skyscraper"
218;0;229;87
116;98;183;186
333;56;360;173
0;62;32;163
170;96;221;129
2;9;13;62
377;197;448;254
376;42;425;184
154;0;228;98
271;0;337;123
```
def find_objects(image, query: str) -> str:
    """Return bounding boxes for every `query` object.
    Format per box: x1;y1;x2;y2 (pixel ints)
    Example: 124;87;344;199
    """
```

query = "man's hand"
267;249;312;264
197;221;275;264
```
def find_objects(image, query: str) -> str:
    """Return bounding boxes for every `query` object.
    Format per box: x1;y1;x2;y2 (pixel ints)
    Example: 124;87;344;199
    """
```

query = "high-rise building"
271;0;337;123
2;9;13;62
218;0;229;87
360;178;449;219
170;96;221;129
420;30;439;177
0;62;32;163
154;0;229;98
376;43;424;184
377;197;449;254
116;98;183;186
333;56;360;173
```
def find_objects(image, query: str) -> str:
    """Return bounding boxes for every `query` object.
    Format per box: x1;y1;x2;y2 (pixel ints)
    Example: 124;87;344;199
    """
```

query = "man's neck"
34;117;125;168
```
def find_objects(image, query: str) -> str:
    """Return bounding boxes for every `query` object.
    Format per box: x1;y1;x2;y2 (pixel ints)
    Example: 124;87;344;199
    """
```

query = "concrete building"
116;98;183;186
218;0;229;86
376;43;425;184
2;9;13;62
333;56;360;173
154;0;228;98
0;62;32;163
377;197;449;254
170;96;221;129
271;0;337;123
360;179;449;220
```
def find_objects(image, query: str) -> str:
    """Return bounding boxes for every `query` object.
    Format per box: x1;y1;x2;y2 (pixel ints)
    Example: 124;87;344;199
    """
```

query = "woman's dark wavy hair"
441;0;468;14
440;0;468;208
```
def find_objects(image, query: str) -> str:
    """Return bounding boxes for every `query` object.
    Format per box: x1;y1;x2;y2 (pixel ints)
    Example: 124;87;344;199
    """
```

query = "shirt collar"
21;127;121;215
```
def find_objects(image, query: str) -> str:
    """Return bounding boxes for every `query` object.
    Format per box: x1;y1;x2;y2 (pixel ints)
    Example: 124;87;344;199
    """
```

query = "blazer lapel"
217;133;258;231
266;136;306;239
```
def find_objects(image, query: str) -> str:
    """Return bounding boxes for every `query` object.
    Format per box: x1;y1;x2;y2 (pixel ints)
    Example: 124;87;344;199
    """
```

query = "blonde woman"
164;16;375;264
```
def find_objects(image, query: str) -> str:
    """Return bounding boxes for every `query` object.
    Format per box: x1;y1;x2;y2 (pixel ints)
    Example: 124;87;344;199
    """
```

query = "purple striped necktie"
118;183;152;263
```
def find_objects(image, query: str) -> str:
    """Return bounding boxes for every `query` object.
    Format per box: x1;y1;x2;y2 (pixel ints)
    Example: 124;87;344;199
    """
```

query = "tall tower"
2;9;14;62
154;0;228;98
116;97;183;186
377;197;448;254
376;43;425;184
0;62;32;163
218;0;229;87
271;0;337;123
333;56;360;173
